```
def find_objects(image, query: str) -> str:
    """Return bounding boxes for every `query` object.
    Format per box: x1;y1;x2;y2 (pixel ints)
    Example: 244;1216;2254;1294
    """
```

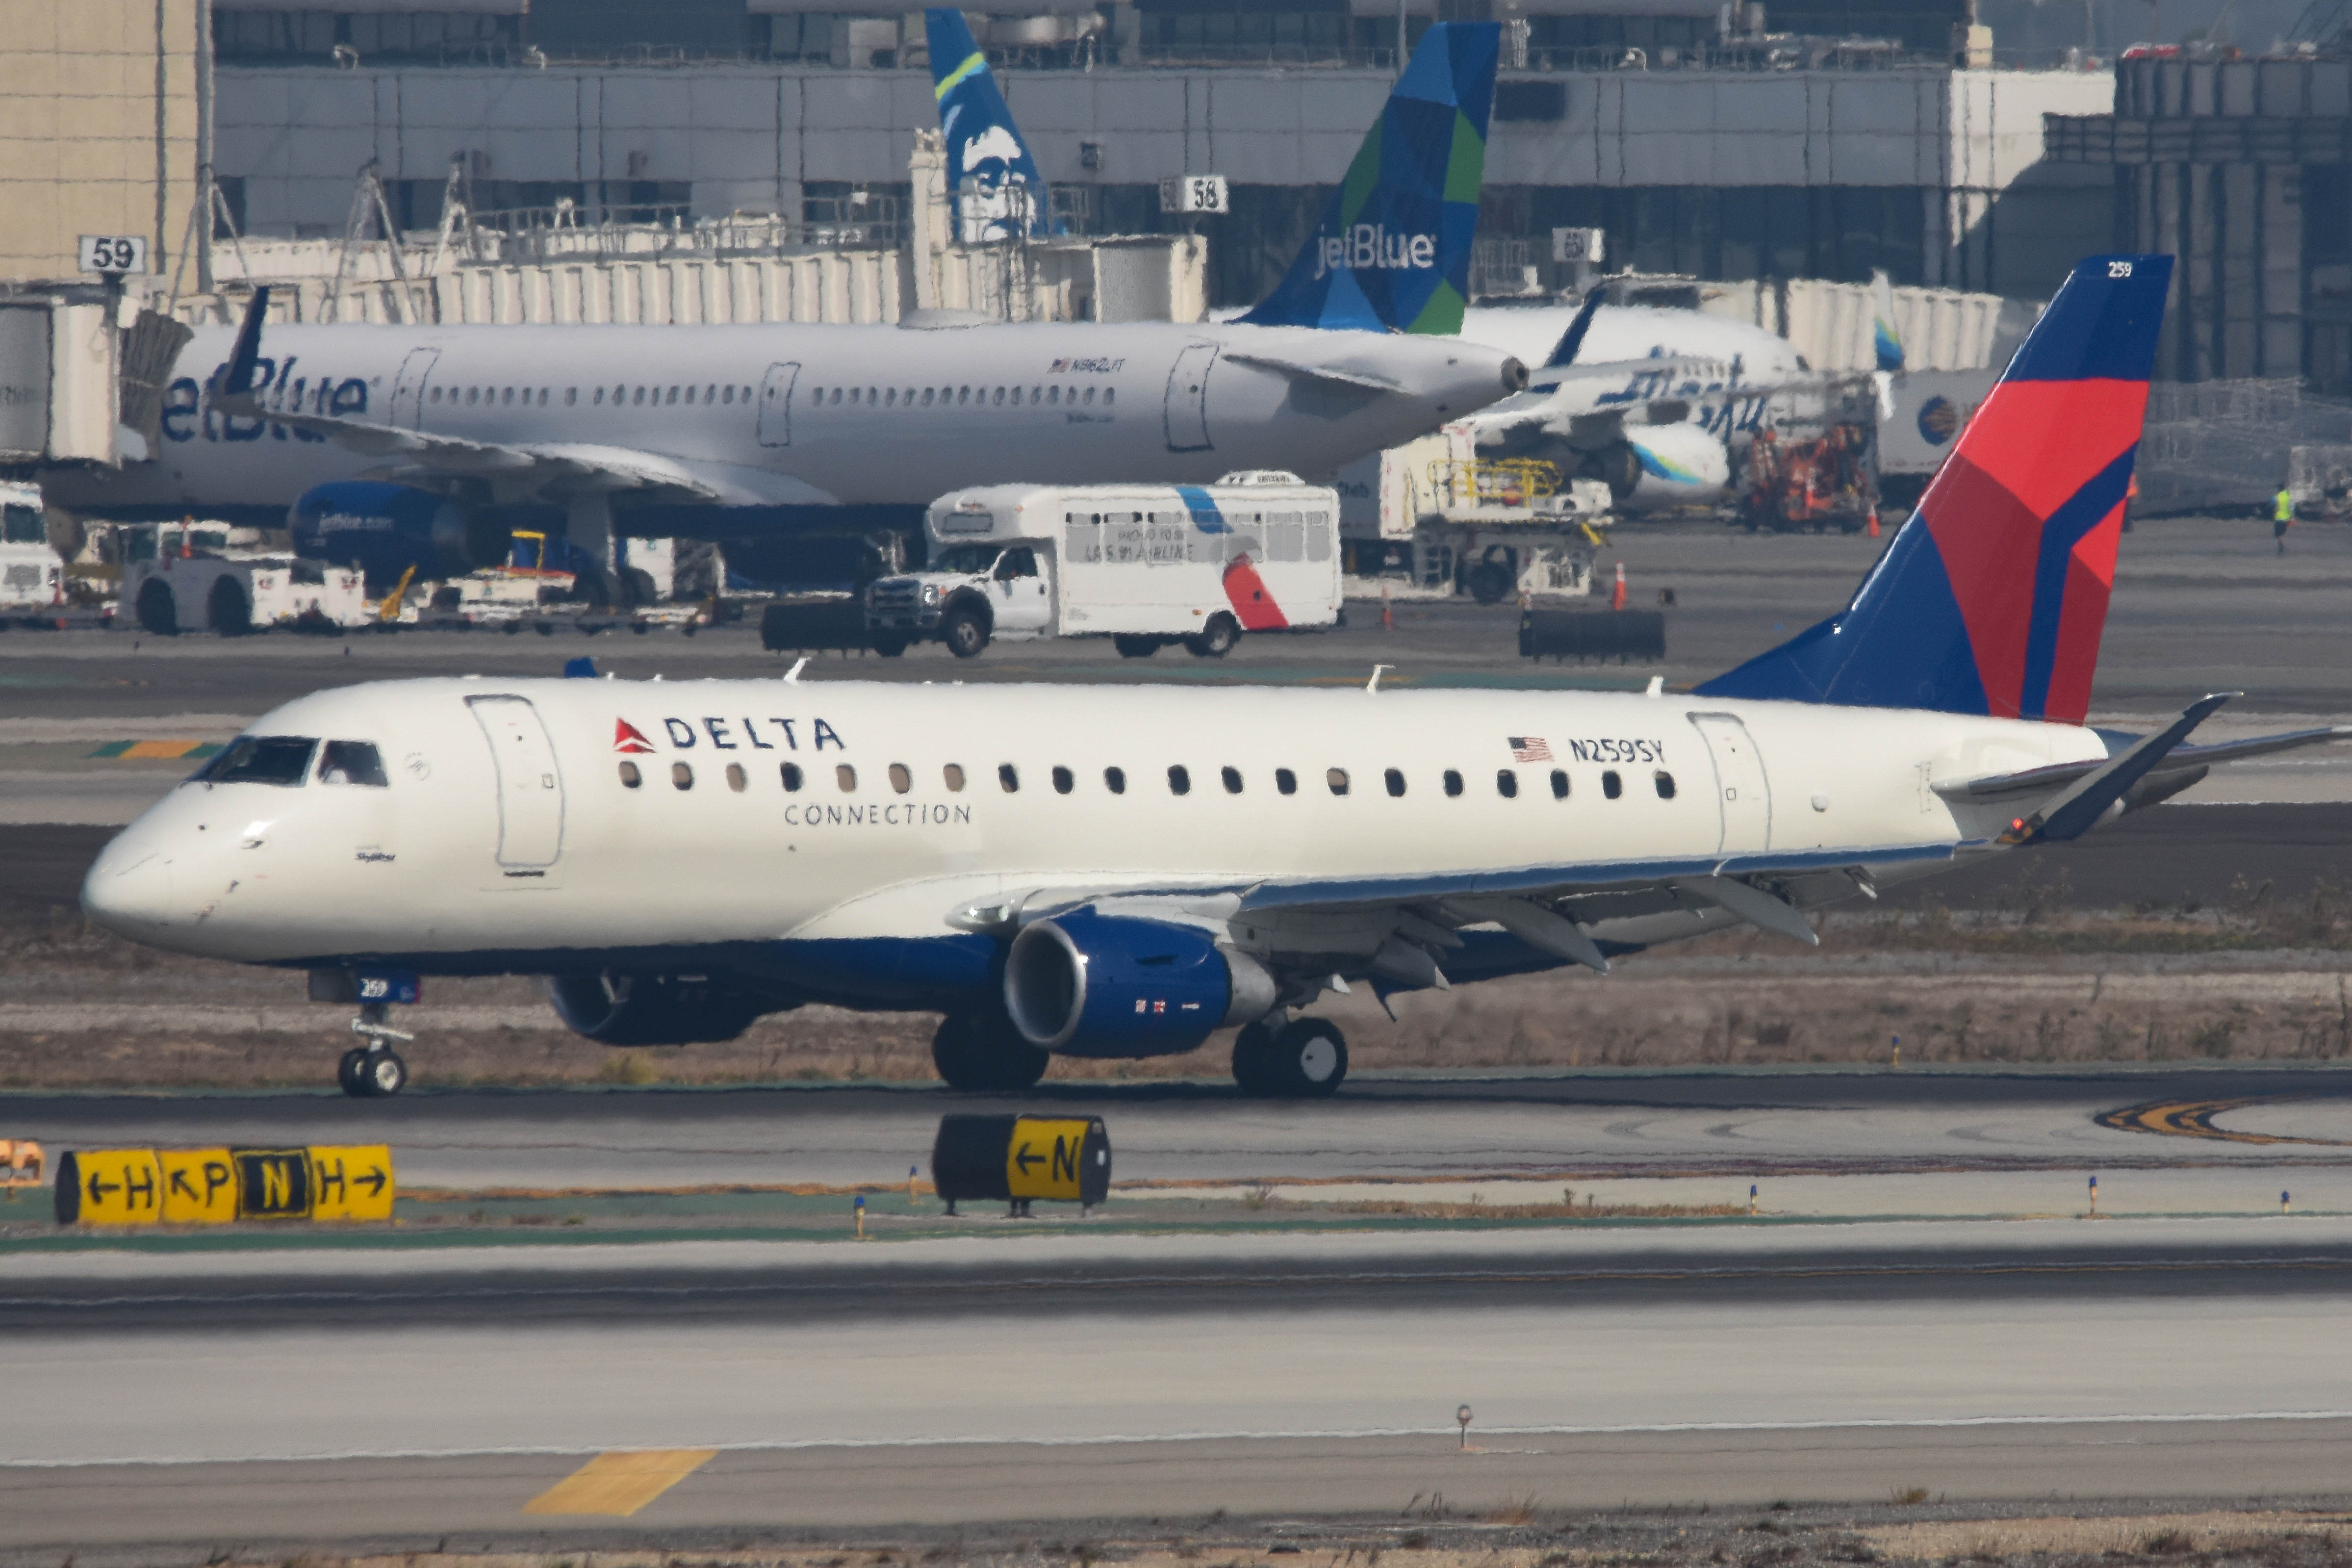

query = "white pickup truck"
0;480;62;611
866;474;1344;658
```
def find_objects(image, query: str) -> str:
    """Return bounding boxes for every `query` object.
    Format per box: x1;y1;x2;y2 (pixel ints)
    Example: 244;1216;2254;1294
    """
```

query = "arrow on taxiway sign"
1013;1143;1045;1175
357;1167;388;1197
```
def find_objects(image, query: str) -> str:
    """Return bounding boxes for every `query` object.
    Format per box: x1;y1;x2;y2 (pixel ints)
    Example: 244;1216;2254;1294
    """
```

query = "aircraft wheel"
931;1012;1048;1092
1185;612;1239;659
941;603;991;659
1113;635;1160;659
207;577;252;636
1230;1018;1282;1095
871;634;909;658
1239;1018;1347;1098
135;579;178;636
1466;562;1513;605
354;1048;408;1098
337;1047;369;1098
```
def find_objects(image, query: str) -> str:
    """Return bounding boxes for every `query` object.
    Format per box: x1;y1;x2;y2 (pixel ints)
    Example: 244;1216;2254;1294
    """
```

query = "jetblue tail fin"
1696;254;2173;725
1239;22;1500;335
924;8;1055;240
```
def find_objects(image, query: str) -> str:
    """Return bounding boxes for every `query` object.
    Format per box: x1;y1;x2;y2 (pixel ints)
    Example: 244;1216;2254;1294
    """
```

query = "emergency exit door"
467;695;565;871
1688;712;1771;855
1163;342;1216;452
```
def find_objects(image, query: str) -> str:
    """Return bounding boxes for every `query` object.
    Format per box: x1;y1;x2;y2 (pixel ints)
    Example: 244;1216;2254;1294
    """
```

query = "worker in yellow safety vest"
2275;485;2295;554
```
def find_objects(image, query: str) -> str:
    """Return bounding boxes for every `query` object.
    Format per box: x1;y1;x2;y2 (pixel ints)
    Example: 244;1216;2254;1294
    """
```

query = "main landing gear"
931;1011;1049;1092
338;1003;412;1098
1232;1016;1348;1097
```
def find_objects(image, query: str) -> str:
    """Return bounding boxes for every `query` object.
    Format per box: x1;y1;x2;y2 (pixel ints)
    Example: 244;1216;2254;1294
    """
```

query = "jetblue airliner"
51;24;1520;598
79;256;2348;1098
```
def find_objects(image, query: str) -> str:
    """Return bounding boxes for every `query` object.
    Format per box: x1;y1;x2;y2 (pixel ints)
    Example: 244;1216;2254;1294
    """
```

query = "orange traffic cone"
1610;561;1627;612
1867;509;1881;538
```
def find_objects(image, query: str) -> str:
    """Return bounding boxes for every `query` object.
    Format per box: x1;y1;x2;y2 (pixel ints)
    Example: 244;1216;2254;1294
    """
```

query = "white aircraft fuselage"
58;320;1525;519
83;675;2098;993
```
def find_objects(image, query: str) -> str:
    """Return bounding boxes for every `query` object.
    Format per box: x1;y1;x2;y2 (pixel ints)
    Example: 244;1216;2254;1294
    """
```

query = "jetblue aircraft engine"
290;481;513;591
547;971;776;1046
1003;910;1278;1055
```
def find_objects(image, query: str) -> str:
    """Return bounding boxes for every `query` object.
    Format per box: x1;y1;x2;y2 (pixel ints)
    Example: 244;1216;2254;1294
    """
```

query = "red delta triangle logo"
614;718;656;754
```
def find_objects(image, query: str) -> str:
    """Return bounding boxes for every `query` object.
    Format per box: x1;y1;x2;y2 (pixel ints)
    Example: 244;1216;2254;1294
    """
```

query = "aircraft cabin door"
467;695;565;872
757;361;800;448
389;348;441;429
1688;712;1771;856
1163;342;1217;453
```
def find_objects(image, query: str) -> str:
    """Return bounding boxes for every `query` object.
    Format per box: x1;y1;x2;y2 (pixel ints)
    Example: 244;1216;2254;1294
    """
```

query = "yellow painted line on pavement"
2094;1098;2351;1146
523;1449;717;1517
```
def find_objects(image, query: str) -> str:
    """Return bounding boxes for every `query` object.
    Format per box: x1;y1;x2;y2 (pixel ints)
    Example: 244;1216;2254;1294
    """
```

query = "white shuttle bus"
866;473;1343;659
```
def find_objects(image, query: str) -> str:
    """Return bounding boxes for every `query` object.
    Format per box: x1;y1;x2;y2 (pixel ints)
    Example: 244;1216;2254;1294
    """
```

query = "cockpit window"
196;736;318;786
318;741;389;787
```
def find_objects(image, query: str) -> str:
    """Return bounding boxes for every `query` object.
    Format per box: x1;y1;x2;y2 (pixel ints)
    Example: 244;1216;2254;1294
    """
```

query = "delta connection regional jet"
81;256;2352;1099
54;24;1523;597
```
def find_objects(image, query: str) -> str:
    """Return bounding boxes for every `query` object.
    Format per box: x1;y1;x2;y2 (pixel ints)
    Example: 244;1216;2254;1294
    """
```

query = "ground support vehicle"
1343;433;1611;605
1733;426;1879;534
0;480;65;618
866;474;1343;659
123;525;367;635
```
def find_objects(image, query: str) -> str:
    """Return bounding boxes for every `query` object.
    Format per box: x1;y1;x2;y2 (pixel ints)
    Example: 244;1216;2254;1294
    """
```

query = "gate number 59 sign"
78;235;147;275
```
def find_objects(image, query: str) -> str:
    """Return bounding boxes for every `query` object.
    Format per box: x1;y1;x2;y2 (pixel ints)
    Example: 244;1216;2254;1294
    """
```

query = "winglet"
2004;692;2235;845
220;286;271;402
1544;287;1607;369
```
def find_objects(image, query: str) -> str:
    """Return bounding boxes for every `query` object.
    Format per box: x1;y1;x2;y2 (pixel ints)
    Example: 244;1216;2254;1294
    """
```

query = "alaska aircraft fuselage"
60;319;1524;520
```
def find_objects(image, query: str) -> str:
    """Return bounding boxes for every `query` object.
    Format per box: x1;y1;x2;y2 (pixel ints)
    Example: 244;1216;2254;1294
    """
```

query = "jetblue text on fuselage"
1313;225;1438;281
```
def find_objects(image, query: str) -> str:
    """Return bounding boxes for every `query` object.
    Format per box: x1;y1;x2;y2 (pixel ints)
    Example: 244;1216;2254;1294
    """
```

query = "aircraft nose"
80;840;180;941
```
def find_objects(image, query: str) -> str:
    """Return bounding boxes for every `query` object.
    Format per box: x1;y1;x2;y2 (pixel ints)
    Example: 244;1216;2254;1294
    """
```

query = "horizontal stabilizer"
1935;721;2352;802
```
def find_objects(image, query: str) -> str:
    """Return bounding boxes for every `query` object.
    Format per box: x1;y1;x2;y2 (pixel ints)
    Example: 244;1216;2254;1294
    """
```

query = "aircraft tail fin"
1239;21;1500;335
1871;268;1904;373
1695;254;2173;725
924;7;1055;239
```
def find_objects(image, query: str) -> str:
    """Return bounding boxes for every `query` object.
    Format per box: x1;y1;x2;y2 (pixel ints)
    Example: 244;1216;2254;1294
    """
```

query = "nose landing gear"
339;1004;412;1098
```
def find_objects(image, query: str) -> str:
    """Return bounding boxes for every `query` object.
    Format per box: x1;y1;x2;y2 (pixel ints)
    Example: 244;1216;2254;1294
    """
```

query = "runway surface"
7;1220;2352;1544
8;1063;2352;1191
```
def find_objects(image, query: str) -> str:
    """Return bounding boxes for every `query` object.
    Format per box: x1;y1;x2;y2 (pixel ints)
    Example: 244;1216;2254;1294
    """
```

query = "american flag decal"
1509;736;1553;762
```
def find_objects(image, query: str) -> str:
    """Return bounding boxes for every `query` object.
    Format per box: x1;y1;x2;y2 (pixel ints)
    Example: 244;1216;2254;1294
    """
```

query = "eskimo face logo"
1313;223;1437;281
960;124;1026;187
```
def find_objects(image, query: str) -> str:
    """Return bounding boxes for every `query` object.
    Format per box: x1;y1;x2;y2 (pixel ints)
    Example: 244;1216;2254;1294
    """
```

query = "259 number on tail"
2108;260;2134;278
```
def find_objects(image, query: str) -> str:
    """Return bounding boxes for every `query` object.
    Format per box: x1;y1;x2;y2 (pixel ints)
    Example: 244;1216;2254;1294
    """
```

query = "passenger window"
671;762;693;790
429;386;442;404
1104;766;1125;794
1384;768;1406;797
1655;771;1676;799
502;387;514;405
666;386;679;404
1048;386;1061;405
722;386;734;404
1103;387;1115;406
1168;764;1191;796
1327;768;1350;796
593;387;604;405
884;387;896;407
633;386;646;405
888;763;912;794
1550;769;1570;799
958;386;971;404
943;763;966;791
464;387;478;405
317;741;388;787
1221;766;1243;794
1083;387;1097;405
565;387;577;405
684;386;696;404
810;386;824;404
199;736;317;787
1602;771;1623;799
618;761;641;789
1031;385;1042;402
726;763;747;793
1443;770;1463;797
1496;769;1519;798
999;763;1019;792
781;762;804;791
993;386;1005;405
836;764;857;792
1052;765;1074;794
1276;768;1297;796
921;387;935;407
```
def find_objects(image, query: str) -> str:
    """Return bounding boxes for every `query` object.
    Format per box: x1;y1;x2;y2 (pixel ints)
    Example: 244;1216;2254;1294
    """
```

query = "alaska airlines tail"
924;8;1055;240
1239;21;1500;335
1697;254;2173;725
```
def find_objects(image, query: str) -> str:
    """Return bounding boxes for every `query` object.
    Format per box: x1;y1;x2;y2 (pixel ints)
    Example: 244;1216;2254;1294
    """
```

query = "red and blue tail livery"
1699;254;2173;725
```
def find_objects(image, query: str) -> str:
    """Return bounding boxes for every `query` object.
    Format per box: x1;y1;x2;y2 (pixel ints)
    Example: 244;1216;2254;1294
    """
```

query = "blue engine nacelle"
289;481;515;590
1003;910;1278;1058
